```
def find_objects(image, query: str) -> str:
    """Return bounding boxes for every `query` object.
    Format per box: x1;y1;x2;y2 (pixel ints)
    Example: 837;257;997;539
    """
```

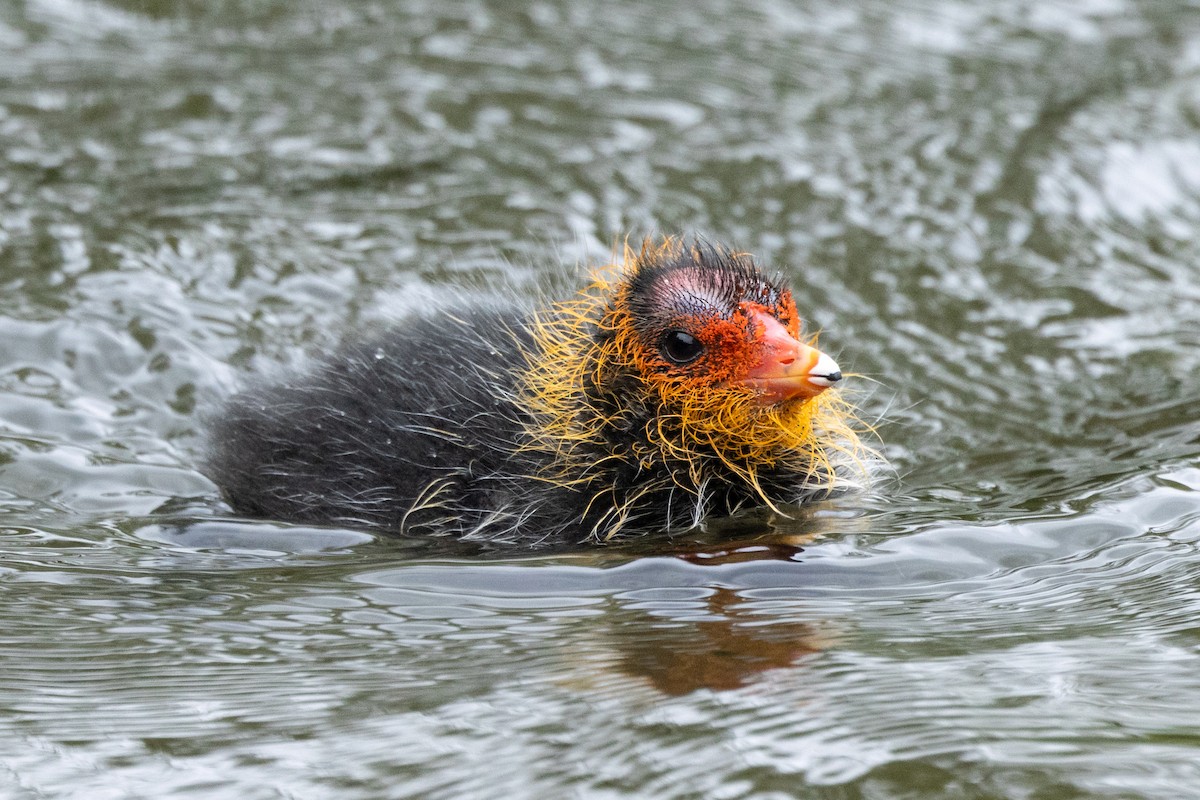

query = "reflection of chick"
207;239;869;546
615;588;834;695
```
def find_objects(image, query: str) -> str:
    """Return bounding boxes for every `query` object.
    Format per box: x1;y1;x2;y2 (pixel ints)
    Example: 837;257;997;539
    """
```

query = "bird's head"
611;239;843;409
521;237;865;512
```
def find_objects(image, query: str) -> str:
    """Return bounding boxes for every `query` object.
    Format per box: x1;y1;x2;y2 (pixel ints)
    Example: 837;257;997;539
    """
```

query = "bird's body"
206;240;868;546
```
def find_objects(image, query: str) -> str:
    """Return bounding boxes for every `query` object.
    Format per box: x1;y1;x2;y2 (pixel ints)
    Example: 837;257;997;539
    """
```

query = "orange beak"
741;308;842;405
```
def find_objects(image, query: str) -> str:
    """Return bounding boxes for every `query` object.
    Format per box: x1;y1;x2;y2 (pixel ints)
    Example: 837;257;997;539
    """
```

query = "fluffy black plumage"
206;241;863;546
208;309;553;538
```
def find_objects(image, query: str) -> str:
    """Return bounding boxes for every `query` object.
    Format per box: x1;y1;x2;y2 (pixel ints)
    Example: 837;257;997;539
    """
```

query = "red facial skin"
740;306;838;404
649;293;840;407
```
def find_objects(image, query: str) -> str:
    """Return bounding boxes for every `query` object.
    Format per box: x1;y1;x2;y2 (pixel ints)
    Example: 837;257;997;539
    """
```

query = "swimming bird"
206;238;867;546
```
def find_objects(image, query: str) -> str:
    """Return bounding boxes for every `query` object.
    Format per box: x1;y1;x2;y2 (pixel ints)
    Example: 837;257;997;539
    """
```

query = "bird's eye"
661;330;704;364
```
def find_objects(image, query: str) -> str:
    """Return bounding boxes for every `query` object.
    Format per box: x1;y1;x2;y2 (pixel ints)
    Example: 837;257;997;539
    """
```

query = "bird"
205;238;869;547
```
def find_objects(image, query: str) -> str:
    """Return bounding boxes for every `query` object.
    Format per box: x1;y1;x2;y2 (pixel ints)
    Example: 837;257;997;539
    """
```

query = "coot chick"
206;239;868;546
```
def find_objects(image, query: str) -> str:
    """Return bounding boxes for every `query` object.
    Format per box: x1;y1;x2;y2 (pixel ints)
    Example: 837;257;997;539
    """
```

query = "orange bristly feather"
516;240;869;535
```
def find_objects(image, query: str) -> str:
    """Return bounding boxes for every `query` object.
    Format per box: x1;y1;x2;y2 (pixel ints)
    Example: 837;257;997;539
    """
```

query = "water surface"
2;0;1200;797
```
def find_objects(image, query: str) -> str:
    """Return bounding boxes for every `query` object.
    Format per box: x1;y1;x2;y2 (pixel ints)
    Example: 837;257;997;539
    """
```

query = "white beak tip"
808;353;843;387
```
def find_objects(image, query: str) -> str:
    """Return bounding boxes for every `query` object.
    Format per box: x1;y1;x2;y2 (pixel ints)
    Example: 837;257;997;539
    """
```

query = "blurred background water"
2;0;1200;797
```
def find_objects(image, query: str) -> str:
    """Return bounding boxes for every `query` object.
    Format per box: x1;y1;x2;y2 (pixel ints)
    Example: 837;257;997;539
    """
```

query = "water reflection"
611;586;830;695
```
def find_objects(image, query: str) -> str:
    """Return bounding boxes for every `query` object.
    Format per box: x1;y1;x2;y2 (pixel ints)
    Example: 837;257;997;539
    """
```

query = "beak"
741;308;843;404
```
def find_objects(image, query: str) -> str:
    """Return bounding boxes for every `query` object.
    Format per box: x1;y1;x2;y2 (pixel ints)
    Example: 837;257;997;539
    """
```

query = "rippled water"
3;0;1200;797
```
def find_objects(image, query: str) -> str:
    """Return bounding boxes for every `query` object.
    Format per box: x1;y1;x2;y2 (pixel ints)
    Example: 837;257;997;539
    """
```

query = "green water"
3;0;1200;797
